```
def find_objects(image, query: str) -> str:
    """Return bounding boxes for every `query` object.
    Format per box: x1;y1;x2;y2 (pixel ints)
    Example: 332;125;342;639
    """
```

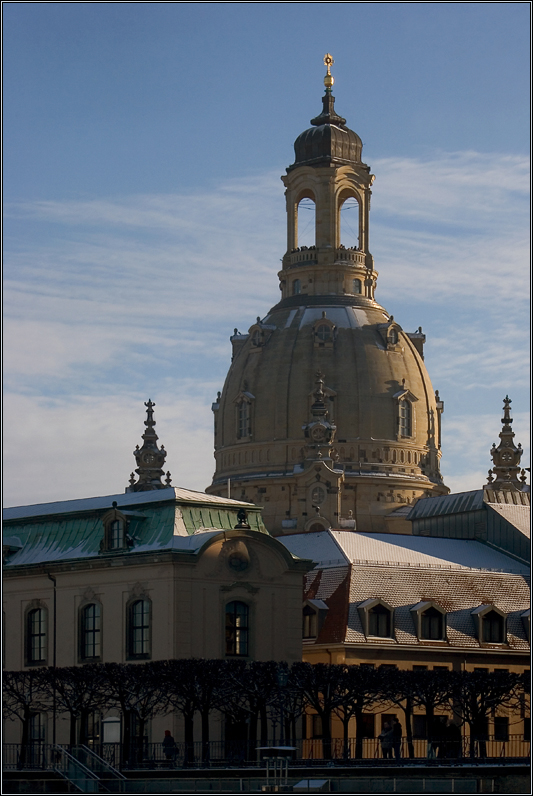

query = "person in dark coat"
391;718;402;760
378;723;393;759
162;730;177;765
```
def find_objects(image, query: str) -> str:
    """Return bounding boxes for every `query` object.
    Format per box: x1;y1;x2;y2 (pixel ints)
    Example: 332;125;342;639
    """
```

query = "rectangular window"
225;601;249;657
359;714;375;738
128;599;150;658
413;715;427;739
82;604;101;660
27;608;47;664
493;717;509;741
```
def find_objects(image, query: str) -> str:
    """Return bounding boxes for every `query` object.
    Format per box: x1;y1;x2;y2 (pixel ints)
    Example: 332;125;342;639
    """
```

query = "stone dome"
206;75;448;535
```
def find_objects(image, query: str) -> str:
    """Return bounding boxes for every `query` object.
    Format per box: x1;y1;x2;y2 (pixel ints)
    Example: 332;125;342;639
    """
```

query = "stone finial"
485;396;524;491
125;400;169;493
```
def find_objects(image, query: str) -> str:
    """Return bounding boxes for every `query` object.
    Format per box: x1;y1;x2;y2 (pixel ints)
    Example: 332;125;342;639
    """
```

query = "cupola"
290;54;363;170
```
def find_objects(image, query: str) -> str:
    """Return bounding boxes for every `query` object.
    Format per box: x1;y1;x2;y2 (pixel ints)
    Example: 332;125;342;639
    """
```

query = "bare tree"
40;664;110;747
333;665;382;760
452;669;521;758
291;662;343;759
3;669;49;769
102;662;169;767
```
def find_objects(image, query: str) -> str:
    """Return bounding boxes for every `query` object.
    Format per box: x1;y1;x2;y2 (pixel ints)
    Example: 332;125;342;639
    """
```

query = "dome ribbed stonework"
206;69;448;535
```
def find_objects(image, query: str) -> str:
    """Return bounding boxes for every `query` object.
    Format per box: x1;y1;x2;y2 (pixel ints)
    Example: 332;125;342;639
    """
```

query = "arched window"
237;400;250;439
389;328;398;345
297;197;316;248
225;601;249;657
339;196;360;248
303;606;318;639
353;278;362;295
292;279;301;295
80;603;101;660
420;606;444;640
26;607;47;665
482;611;505;643
368;604;392;637
128;599;151;659
399;400;412;437
110;520;124;550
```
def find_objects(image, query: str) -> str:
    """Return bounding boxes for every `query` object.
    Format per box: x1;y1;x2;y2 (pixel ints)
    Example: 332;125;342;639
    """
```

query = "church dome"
206;57;448;535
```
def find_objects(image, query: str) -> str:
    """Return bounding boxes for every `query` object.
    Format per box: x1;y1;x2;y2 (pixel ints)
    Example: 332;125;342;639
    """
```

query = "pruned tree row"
3;662;528;762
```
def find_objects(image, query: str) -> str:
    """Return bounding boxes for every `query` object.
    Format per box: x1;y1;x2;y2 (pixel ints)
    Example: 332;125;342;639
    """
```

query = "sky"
3;2;530;507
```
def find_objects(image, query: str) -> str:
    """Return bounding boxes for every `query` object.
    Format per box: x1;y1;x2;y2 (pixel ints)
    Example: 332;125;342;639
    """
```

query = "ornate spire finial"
126;400;169;493
323;53;334;91
485;396;524;492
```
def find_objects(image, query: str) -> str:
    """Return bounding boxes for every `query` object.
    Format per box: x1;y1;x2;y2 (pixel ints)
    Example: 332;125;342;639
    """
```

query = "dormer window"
302;599;328;640
368;603;392;637
110;520;124;549
358;598;394;639
313;314;336;348
101;507;129;553
482;610;505;643
393;389;418;440
421;607;444;640
471;605;507;645
316;324;332;342
303;605;318;639
411;601;447;641
399;399;412;437
389;329;398;345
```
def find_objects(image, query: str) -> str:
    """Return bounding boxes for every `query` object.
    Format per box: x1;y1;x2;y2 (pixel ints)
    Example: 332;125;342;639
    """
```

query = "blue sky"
3;2;530;506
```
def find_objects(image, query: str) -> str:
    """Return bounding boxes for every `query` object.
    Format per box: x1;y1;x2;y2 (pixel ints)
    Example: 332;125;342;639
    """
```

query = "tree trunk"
69;713;77;748
402;698;415;759
184;711;194;767
426;704;435;759
248;709;258;762
201;709;210;763
18;709;31;770
260;705;268;746
320;710;332;760
342;711;350;760
354;708;364;760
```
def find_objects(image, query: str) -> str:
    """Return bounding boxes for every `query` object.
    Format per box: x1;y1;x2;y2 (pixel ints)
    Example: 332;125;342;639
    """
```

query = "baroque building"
207;56;448;535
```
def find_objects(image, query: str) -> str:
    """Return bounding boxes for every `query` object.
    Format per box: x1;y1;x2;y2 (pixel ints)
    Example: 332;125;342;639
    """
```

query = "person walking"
392;717;402;760
162;730;177;767
378;722;393;759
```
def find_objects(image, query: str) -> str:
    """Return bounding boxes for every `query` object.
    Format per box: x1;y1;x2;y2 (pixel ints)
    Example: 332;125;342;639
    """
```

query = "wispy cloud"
3;151;530;506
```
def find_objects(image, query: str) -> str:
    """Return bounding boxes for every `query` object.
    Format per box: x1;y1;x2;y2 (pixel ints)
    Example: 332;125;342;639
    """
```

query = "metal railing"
52;745;101;793
71;745;126;791
3;735;530;771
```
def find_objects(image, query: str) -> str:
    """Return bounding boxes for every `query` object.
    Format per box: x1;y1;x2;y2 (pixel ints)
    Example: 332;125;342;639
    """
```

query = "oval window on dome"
353;278;362;295
316;324;332;342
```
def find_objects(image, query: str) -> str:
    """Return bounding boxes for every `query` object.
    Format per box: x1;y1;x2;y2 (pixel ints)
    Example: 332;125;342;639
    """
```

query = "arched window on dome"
353;278;362;295
292;279;301;295
389;328;398;345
